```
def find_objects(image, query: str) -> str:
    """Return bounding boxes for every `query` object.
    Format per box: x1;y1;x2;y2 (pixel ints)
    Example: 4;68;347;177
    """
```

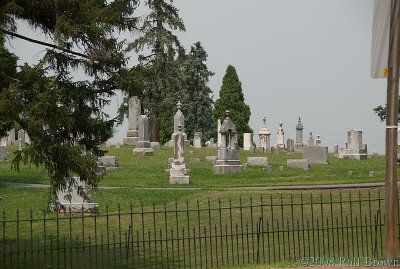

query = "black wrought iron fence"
0;190;394;268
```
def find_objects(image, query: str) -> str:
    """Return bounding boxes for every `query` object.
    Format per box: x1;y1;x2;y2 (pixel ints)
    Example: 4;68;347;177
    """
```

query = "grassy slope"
0;145;388;188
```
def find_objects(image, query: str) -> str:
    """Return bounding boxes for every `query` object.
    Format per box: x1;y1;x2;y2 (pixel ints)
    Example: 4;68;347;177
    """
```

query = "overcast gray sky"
173;0;387;153
6;0;388;153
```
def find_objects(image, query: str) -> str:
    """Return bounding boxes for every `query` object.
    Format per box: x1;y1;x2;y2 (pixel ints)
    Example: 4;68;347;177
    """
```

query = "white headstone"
276;122;285;149
193;132;202;148
243;133;254;151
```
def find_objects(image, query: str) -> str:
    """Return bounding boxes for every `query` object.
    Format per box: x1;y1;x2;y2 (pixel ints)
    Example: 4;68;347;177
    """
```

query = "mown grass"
0;145;389;189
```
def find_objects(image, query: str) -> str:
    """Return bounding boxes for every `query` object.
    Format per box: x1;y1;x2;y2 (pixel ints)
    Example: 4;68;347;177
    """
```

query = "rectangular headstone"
247;157;269;166
100;156;119;167
287;159;310;171
243;133;254;150
53;177;98;213
303;146;328;164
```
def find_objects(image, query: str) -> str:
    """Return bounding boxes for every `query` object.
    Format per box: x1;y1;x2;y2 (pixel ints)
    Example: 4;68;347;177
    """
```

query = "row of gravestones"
51;114;370;214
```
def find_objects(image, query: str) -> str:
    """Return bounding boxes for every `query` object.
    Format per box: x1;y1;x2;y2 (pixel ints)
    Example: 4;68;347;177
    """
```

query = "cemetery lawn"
0;145;387;188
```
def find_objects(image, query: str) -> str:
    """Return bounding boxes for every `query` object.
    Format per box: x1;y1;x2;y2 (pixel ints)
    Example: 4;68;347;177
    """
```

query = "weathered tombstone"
347;171;353;177
168;101;189;147
287;159;310;171
307;131;314;146
123;96;141;145
8;128;15;146
247;157;269;166
275;122;285;149
95;159;106;176
258;116;271;153
287;138;295;152
315;135;321;146
243;133;254;151
17;129;25;148
217;119;222;148
193;132;202;148
343;129;368;160
333;144;339;156
0;146;6;162
52;177;98;213
100;156;120;170
133;115;154;156
369;171;375;177
279;166;284;171
169;125;190;184
303;146;329;164
295;117;304;151
213;111;243;174
115;143;121;149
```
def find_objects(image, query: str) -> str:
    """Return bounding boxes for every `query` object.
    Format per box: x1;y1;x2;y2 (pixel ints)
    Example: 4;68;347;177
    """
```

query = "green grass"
0;145;388;189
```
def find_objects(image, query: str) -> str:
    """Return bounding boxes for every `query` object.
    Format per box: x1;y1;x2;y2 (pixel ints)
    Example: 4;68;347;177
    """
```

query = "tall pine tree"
0;0;139;200
213;65;252;147
179;42;214;142
129;0;185;142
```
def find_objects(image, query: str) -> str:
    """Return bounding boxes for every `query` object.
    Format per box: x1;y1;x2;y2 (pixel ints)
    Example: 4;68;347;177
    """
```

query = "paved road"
0;181;396;191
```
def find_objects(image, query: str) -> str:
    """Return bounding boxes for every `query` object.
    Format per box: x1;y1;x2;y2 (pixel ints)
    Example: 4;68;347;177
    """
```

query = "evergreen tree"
179;42;214;142
129;0;185;142
213;65;252;147
0;0;139;200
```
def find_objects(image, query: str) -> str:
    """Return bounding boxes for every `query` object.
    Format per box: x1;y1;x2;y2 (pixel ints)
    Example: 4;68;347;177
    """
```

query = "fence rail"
0;190;397;268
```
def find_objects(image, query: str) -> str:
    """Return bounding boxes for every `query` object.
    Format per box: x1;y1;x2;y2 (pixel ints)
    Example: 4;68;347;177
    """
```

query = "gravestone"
52;177;98;213
333;144;339;157
115;143;121;149
213;111;243;174
123;96;141;145
287;138;295;152
258;116;271;153
217;119;222;148
343;129;368;160
295;117;304;151
275;122;285;149
193;132;202;148
7;129;15;146
369;171;375;177
315;135;321;146
95;160;106;176
247;157;269;166
100;156;120;170
17;129;25;148
133;115;154;156
307;131;314;146
303;146;328;164
243;133;254;151
264;165;272;175
169;125;190;184
0;146;6;162
287;159;310;171
168;101;189;147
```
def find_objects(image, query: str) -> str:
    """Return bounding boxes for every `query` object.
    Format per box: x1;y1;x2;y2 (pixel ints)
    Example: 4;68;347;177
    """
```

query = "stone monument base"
213;164;244;174
133;148;154;156
169;175;190;184
123;137;138;146
52;203;99;214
